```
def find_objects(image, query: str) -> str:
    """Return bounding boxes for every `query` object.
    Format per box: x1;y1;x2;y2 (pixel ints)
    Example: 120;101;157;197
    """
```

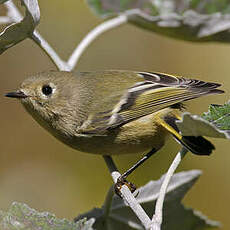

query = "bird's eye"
42;85;53;96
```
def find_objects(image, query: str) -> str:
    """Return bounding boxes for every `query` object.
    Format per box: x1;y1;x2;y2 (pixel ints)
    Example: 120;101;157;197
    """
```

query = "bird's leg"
121;148;157;179
115;148;157;197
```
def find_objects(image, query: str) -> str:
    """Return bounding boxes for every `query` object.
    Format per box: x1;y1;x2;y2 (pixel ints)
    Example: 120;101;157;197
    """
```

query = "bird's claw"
114;176;137;198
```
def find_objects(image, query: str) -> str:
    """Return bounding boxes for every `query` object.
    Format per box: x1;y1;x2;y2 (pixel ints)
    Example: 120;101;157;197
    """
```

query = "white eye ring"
42;85;53;96
40;82;56;98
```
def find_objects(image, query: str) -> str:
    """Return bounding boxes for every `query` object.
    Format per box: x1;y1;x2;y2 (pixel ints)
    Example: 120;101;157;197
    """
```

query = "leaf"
86;0;230;42
0;0;9;4
86;0;230;17
176;102;230;139
0;202;95;230
0;0;40;54
76;170;220;230
202;103;230;130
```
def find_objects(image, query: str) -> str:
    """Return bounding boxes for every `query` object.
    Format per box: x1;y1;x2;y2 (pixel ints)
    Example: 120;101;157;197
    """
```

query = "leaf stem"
67;14;128;70
5;1;66;70
0;16;11;24
31;31;70;71
151;147;188;230
5;1;22;21
4;1;128;71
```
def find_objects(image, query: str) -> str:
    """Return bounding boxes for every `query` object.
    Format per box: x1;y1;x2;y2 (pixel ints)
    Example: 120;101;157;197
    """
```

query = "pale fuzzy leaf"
76;170;220;230
86;0;230;17
176;112;230;139
86;0;230;42
0;0;40;54
0;202;95;230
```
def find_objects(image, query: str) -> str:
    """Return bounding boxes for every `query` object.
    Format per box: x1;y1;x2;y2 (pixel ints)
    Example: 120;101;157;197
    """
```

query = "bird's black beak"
5;91;27;99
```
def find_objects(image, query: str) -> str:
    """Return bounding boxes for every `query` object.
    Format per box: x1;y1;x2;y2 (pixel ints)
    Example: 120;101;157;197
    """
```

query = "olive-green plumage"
6;70;224;155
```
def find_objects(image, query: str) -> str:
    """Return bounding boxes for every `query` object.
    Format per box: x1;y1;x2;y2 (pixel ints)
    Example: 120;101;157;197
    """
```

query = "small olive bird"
6;70;224;189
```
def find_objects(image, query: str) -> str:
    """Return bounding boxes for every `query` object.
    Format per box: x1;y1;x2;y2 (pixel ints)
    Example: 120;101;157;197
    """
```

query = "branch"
0;16;11;24
103;147;188;230
151;147;188;230
67;14;128;70
4;1;67;71
103;156;153;229
5;1;22;22
31;31;70;71
4;1;128;71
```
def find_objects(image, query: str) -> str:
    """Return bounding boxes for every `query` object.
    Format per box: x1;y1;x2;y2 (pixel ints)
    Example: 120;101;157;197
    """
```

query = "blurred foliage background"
0;0;229;229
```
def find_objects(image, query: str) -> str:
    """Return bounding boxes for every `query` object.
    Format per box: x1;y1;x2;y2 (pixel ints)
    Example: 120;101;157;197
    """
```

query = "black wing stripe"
139;72;222;89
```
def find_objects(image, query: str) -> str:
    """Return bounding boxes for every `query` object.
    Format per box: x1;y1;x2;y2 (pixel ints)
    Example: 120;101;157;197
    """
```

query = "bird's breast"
57;113;169;155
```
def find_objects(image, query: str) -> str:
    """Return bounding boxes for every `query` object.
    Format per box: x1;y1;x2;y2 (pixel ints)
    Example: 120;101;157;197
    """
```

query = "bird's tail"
160;114;214;155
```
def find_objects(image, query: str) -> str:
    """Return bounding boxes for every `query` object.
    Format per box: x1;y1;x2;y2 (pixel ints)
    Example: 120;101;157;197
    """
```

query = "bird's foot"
114;176;137;198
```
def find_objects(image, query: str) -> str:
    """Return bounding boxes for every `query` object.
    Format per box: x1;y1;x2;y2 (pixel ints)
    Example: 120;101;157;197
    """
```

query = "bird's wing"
78;71;223;135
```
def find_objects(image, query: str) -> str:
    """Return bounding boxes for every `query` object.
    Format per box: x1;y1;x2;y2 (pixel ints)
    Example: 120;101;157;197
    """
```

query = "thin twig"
4;1;128;71
5;1;22;22
0;16;11;24
4;1;68;71
67;15;128;70
31;31;70;71
151;147;188;230
103;156;153;229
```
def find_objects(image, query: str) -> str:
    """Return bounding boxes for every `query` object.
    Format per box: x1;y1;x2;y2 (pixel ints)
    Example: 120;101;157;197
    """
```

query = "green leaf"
202;103;230;130
85;0;230;42
76;170;220;230
176;102;230;139
0;0;9;4
0;202;95;230
0;0;40;54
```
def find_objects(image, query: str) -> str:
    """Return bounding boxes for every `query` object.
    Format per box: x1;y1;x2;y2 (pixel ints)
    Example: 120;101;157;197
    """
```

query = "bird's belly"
63;115;169;155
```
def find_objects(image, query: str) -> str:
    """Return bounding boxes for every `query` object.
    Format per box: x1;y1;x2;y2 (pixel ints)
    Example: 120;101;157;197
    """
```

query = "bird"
5;70;224;187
